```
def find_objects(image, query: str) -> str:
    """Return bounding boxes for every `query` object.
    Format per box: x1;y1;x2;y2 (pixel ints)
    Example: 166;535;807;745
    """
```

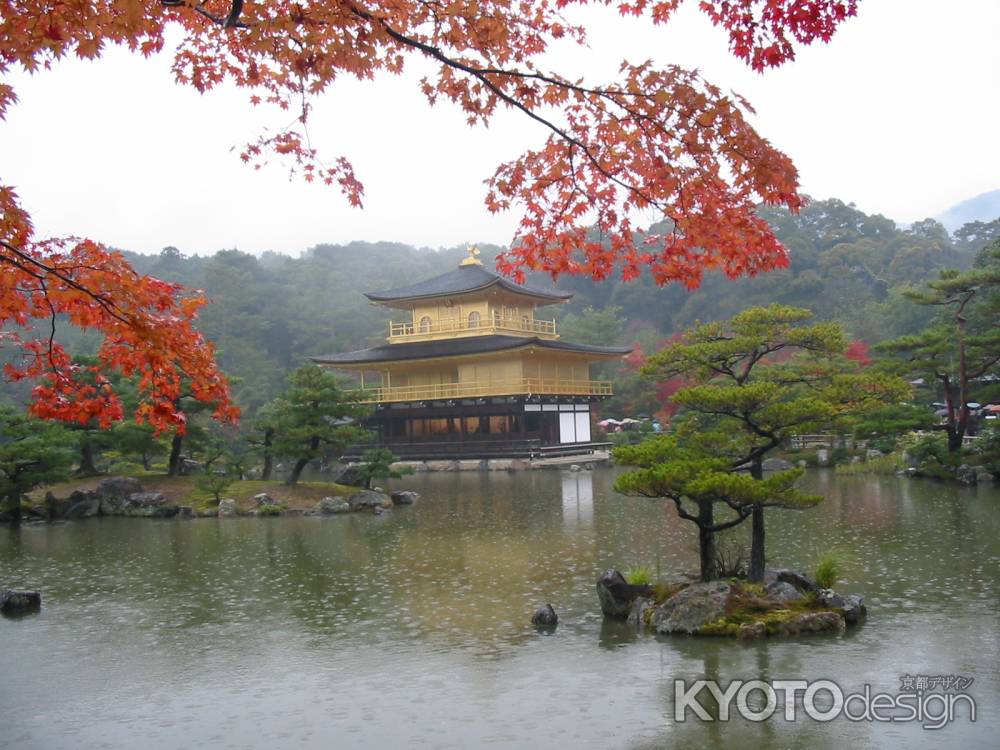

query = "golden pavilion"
313;247;629;459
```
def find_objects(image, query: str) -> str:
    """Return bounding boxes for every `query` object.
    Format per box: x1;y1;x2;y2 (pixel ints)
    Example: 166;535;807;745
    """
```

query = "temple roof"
364;264;573;306
312;335;630;367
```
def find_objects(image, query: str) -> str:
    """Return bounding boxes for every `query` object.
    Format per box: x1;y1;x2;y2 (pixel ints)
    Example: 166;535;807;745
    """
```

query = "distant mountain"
937;189;1000;232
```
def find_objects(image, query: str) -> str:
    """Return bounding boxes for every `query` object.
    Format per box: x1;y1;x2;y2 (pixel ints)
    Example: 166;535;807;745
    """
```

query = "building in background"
314;247;629;459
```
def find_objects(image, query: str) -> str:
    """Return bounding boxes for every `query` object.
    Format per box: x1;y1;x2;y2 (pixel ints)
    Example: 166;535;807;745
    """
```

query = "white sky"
1;0;998;256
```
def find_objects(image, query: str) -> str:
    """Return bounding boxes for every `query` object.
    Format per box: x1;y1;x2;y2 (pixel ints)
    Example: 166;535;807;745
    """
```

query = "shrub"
714;538;747;578
624;566;653;586
195;473;234;505
815;554;840;589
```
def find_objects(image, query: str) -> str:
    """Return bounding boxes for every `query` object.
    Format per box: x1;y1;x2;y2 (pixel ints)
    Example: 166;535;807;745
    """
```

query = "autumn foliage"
1;0;857;427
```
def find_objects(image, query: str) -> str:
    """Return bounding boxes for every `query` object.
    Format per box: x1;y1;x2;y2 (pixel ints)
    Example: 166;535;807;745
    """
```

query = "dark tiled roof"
312;335;630;366
364;265;573;304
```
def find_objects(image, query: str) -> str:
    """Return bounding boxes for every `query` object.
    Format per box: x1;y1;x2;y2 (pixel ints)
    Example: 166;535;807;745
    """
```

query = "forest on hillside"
4;199;1000;421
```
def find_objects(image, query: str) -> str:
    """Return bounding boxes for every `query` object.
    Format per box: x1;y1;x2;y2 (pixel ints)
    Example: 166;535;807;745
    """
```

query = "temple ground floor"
342;395;611;460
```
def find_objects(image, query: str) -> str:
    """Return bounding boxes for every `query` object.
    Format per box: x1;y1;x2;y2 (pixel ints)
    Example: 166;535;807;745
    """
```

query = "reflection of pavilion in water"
562;470;594;527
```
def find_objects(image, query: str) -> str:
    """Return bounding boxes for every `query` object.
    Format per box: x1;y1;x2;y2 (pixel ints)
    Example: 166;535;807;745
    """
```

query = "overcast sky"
2;0;998;256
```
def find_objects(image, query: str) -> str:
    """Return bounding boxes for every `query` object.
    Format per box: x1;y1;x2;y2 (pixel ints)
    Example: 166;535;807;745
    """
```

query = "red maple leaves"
1;0;858;428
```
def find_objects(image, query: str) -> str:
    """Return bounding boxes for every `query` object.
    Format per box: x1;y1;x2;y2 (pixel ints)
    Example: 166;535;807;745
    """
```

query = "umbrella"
934;408;950;417
966;402;982;409
598;418;621;427
619;418;642;424
984;405;1000;414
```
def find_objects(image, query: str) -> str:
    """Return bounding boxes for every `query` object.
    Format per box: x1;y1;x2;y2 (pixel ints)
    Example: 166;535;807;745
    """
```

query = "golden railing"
355;378;613;403
388;316;557;342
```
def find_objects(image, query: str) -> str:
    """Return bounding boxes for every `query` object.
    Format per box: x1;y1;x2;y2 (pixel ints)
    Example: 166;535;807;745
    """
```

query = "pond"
1;469;997;749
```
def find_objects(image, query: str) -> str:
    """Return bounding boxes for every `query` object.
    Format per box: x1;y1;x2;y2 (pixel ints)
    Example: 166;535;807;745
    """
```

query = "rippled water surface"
2;469;998;749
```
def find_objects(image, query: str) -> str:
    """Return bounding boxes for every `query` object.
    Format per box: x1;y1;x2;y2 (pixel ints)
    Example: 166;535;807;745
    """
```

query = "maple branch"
343;2;676;217
0;240;132;326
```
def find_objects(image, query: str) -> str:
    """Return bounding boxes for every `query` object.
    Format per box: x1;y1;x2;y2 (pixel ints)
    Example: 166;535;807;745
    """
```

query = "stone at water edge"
976;470;996;483
531;604;559;628
62;490;102;519
816;448;830;467
842;594;867;625
217;499;237;517
254;493;278;507
95;477;144;514
596;570;653;619
770;611;845;635
389;490;419;505
318;497;350;514
650;580;732;635
818;589;867;625
1;589;41;615
121;491;177;518
956;465;978;486
347;490;393;511
738;622;767;640
627;597;653;627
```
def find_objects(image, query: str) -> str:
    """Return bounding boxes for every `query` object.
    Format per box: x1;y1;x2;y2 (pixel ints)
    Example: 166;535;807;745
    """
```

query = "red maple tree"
1;0;858;427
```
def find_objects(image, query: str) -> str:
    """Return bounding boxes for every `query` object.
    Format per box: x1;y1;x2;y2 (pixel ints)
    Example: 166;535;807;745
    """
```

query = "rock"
764;568;819;594
956;464;977;485
797;460;808;468
764;580;803;602
217;498;237;517
770;611;845;636
177;506;195;519
977;471;996;483
738;622;767;640
817;589;867;625
62;489;102;519
816;448;830;467
866;448;884;459
390;490;419;505
348;490;393;511
179;458;201;475
651;581;733;635
817;588;845;609
531;603;559;627
596;570;653;619
842;594;868;625
253;492;278;507
318;496;350;514
372;505;390;516
762;458;794;471
121;491;177;518
1;589;42;615
96;476;144;514
569;464;581;472
627;597;654;628
763;568;818;593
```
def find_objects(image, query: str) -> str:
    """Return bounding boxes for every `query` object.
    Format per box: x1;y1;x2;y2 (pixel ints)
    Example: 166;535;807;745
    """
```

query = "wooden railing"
356;378;613;403
388;316;557;341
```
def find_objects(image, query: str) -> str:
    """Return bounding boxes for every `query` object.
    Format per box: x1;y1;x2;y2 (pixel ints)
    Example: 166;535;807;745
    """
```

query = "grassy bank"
28;475;359;514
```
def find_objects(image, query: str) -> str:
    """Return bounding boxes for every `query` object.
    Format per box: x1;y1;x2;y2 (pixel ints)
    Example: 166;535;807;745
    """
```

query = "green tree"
0;408;76;524
878;246;1000;452
271;366;368;486
354;448;414;489
636;305;907;581
615;436;819;581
